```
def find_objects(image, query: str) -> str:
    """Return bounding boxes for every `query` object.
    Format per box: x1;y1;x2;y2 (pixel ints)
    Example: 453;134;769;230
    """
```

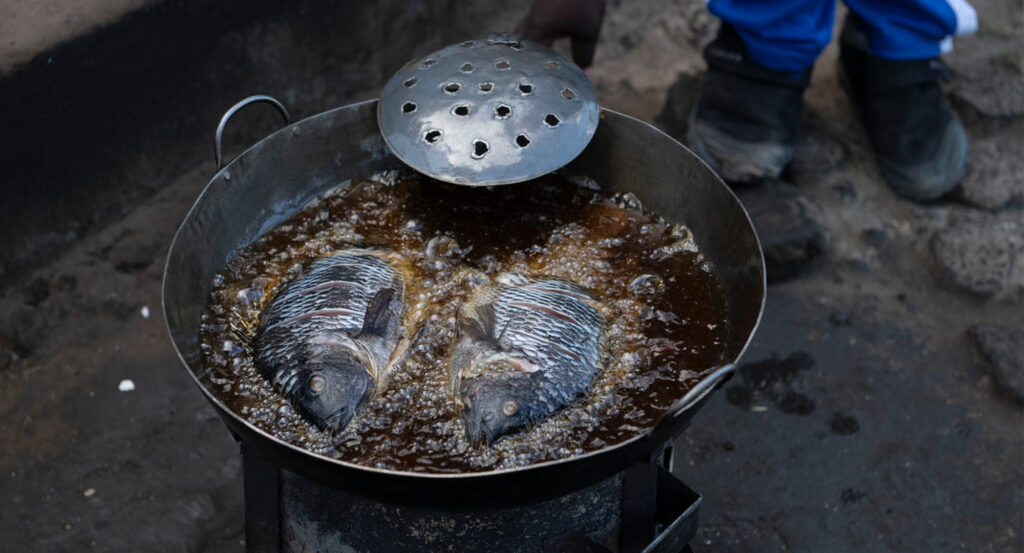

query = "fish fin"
460;302;497;344
448;336;478;399
360;288;396;337
495;310;521;352
386;323;421;374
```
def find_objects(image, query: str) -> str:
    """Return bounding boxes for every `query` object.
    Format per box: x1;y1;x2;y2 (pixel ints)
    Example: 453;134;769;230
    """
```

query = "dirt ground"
0;0;1021;551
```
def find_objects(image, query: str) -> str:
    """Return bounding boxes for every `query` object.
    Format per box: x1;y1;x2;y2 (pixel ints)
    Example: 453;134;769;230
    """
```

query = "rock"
958;138;1024;210
931;215;1024;299
681;1;716;44
735;182;829;281
967;323;1024;404
656;72;705;143
0;348;12;372
951;75;1024;119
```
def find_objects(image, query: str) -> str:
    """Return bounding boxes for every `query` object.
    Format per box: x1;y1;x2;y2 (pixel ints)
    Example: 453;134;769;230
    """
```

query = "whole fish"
254;250;405;432
451;273;605;445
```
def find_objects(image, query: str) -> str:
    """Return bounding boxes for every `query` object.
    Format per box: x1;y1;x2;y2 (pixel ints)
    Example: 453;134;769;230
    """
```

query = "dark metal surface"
646;467;701;553
239;443;701;553
242;444;281;553
162;99;765;508
621;463;659;552
280;466;621;553
544;534;615;553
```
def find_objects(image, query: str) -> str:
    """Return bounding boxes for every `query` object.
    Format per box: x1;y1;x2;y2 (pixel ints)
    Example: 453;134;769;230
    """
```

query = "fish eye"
308;374;326;394
502;401;518;416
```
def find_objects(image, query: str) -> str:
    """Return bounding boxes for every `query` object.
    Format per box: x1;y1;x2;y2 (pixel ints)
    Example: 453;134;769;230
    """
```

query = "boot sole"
686;110;794;185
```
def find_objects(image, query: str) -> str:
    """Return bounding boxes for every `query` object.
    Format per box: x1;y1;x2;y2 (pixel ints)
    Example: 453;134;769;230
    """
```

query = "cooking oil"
199;171;730;473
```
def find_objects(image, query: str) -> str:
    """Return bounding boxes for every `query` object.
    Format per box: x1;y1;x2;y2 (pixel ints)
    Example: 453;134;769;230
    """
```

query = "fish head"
460;371;533;446
293;347;373;433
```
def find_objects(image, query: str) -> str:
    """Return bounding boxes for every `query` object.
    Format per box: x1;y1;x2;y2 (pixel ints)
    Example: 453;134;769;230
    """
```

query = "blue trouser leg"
707;0;977;70
706;0;835;71
843;0;977;59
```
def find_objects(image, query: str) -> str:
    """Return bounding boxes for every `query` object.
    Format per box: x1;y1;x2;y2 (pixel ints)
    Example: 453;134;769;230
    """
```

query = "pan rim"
162;100;766;482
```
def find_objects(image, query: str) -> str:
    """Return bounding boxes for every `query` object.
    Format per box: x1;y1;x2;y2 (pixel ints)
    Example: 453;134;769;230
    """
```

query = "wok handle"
659;363;736;425
214;95;291;171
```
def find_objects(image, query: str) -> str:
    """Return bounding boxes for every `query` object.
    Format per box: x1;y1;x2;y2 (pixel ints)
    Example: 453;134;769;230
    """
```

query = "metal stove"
240;441;699;553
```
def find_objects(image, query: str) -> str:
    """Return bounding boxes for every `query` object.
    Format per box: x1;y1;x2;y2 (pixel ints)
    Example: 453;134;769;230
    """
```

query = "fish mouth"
462;409;486;447
462;409;502;447
321;407;354;436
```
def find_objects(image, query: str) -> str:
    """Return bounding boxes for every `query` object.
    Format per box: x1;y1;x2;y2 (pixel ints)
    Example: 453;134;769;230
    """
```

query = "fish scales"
492;287;603;376
254;250;406;431
453;274;606;444
261;254;397;330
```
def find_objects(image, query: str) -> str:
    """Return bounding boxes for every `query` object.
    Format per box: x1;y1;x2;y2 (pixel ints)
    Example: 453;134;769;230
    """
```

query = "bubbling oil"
198;171;730;473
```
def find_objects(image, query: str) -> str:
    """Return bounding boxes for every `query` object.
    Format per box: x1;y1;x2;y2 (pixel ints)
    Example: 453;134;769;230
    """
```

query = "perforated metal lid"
378;34;600;186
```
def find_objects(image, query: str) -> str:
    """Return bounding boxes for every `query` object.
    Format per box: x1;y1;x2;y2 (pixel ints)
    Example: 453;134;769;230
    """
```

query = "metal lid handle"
214;95;291;171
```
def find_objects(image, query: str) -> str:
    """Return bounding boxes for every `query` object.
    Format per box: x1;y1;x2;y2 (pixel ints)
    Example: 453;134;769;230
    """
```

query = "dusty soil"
0;0;1021;551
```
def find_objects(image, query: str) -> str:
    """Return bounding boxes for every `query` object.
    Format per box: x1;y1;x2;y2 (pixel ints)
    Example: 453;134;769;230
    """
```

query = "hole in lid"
544;114;561;127
421;58;437;68
452;105;470;116
518;83;533;94
495;104;511;118
544;60;559;70
472;139;489;157
460;41;475;48
404;77;418;87
495;60;511;70
424;130;443;144
515;134;531;148
460;63;474;72
479;82;494;92
562;88;576;99
443;82;461;94
402;101;417;114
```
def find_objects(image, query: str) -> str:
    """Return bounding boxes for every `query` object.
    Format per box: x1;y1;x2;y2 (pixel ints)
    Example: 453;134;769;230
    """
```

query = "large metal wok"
162;98;765;508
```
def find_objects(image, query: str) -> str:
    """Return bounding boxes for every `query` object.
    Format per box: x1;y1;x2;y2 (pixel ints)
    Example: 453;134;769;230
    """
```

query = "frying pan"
163;97;764;508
